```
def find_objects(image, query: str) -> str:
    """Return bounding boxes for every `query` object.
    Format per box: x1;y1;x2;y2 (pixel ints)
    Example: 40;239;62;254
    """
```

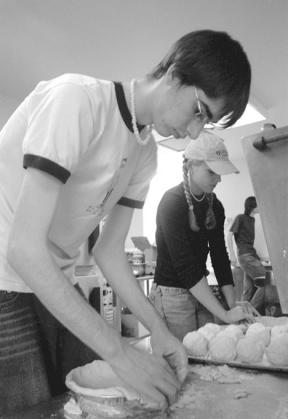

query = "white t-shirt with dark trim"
0;73;157;292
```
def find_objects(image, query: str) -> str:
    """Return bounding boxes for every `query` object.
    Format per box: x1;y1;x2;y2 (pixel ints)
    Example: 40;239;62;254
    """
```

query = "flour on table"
192;364;241;384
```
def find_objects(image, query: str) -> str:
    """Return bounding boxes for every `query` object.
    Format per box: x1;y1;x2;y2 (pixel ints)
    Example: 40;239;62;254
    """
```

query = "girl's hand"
225;302;259;323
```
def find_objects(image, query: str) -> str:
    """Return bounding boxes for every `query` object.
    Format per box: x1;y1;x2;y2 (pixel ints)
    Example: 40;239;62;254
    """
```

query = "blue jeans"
32;294;99;396
0;291;50;415
238;253;266;312
149;284;214;342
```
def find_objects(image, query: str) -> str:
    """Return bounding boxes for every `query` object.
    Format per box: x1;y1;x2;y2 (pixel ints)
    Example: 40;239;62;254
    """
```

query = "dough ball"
198;327;215;342
209;335;237;362
183;331;209;357
246;323;265;334
266;334;288;366
70;360;123;389
246;323;270;346
221;325;244;342
202;323;222;335
236;336;265;364
198;323;221;342
271;324;288;339
238;323;249;333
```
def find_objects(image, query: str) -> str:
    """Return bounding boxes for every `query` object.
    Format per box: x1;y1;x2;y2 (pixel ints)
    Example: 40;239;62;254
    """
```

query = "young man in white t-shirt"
0;30;251;414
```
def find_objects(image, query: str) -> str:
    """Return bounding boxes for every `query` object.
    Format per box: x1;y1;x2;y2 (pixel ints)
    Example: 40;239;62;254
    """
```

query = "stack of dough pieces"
245;323;271;346
183;331;209;357
218;324;244;342
183;319;288;367
198;323;221;342
265;323;288;366
209;334;237;362
236;335;265;364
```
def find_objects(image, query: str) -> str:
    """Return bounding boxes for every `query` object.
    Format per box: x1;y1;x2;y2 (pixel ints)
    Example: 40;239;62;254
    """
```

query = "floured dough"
202;323;222;335
246;323;271;346
65;360;139;400
266;334;288;366
183;331;208;357
221;325;244;342
209;335;237;362
246;322;266;334
271;324;288;338
236;336;265;364
198;323;220;341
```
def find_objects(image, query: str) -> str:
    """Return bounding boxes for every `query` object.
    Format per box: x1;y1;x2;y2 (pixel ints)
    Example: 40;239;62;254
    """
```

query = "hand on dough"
226;304;257;323
150;323;188;384
108;338;183;409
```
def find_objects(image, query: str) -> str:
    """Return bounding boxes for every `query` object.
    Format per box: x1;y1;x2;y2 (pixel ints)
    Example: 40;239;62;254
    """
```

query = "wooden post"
242;126;288;313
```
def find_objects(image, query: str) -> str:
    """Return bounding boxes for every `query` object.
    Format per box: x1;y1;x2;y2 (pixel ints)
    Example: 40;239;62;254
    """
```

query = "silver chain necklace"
130;79;152;146
190;190;206;202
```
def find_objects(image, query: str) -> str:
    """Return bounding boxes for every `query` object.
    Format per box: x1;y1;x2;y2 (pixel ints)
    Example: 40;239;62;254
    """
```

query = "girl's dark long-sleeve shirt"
154;183;233;289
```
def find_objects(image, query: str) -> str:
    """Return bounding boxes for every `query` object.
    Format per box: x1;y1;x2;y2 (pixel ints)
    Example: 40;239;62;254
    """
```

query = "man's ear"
165;64;179;87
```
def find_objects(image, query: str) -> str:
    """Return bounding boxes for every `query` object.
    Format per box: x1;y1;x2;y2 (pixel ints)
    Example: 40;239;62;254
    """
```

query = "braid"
183;159;200;231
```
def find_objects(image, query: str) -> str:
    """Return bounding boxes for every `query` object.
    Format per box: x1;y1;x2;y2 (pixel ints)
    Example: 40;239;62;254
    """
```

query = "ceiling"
0;0;287;158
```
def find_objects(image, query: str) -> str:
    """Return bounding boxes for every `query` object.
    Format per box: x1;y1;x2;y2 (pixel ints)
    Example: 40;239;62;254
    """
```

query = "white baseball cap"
183;130;239;175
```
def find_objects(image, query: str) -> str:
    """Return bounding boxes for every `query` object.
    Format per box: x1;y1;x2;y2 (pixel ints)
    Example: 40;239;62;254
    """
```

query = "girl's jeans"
149;283;214;342
0;291;50;415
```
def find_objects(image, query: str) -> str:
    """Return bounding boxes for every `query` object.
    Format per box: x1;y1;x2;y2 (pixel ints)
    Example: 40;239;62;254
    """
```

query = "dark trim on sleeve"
113;82;145;133
117;197;144;209
23;154;70;184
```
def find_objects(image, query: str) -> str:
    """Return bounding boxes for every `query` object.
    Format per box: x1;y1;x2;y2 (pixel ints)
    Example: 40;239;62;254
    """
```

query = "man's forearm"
9;243;122;361
94;248;165;333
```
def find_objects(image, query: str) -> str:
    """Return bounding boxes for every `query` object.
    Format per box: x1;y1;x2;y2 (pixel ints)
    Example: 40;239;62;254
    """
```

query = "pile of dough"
271;324;288;338
198;323;221;342
183;331;208;357
246;322;271;346
66;360;139;400
220;325;244;342
236;336;265;364
265;334;288;366
209;335;237;362
203;323;222;335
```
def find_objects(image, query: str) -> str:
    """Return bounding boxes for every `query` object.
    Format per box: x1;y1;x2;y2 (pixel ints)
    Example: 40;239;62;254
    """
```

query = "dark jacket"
154;182;233;289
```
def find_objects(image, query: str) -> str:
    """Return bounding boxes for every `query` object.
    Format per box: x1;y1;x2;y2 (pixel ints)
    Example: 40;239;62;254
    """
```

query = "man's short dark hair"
244;196;257;216
149;30;251;128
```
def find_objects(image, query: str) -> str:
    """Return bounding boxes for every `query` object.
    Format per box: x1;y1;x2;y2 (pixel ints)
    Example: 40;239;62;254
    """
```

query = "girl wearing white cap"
150;131;257;342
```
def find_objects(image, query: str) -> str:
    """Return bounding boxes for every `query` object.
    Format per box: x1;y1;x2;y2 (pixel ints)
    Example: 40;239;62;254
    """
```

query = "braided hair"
183;158;217;231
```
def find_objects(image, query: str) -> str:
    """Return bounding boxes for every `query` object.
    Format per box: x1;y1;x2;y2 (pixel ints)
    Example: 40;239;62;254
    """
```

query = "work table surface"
8;363;288;419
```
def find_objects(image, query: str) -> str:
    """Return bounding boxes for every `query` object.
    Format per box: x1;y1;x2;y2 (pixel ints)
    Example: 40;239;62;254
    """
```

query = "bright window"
143;144;183;243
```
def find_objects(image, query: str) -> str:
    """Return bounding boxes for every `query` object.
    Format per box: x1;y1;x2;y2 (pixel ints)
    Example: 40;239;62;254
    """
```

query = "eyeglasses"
194;87;216;129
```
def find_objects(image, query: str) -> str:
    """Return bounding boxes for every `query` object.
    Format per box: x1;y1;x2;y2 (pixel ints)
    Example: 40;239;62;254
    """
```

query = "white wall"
0;94;19;128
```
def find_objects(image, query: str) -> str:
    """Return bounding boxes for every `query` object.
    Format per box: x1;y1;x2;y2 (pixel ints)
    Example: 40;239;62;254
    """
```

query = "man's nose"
186;120;206;139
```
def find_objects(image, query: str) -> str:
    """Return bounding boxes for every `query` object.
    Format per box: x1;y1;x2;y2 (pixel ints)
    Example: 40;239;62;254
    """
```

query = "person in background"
149;131;257;342
227;196;266;314
0;29;251;414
